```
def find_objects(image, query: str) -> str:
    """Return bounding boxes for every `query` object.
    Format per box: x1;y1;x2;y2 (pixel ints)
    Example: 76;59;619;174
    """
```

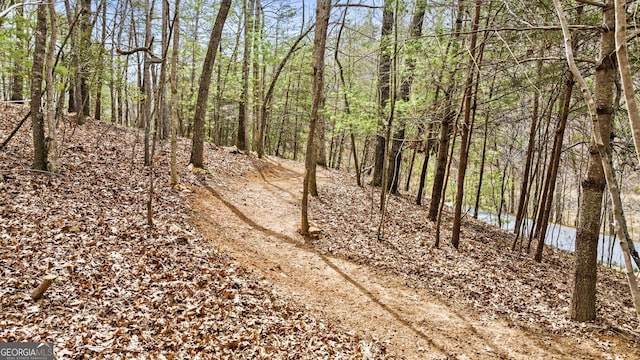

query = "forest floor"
0;104;385;359
192;152;640;359
1;103;639;359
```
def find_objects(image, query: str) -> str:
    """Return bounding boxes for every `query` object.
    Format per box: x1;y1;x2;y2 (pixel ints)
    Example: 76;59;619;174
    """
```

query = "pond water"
471;207;640;270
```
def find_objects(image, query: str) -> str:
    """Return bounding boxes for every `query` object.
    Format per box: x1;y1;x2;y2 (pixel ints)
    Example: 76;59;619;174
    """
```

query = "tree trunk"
291;58;304;160
336;131;345;169
533;75;574;262
571;0;615;321
378;0;401;239
335;3;361;186
190;0;232;167
371;1;393;187
142;0;153;166
513;55;544;234
427;0;465;220
405;148;416;191
170;0;180;186
615;0;640;173
554;0;640;323
316;104;327;168
215;24;241;146
252;0;263;152
31;3;47;171
387;126;404;193
451;0;482;249
468;12;493;218
259;25;314;157
114;2;127;125
524;99;556;253
473;111;489;218
79;0;91;118
45;1;58;173
157;0;170;140
416;122;435;205
428;108;454;220
68;0;91;123
95;1;107;121
237;0;253;151
613;0;640;268
302;0;330;236
388;0;426;194
11;3;25;103
62;0;78;117
275;79;292;157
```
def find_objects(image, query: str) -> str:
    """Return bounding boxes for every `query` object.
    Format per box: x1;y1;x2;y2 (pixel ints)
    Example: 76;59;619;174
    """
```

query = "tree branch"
574;0;606;7
425;25;601;39
262;24;315;122
0;1;41;18
334;0;382;9
517;56;597;64
334;3;382;9
0;110;30;150
116;45;152;56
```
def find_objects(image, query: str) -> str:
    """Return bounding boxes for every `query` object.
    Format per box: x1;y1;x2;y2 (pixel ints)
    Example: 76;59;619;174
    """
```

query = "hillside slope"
190;153;639;359
2;102;639;359
0;104;385;359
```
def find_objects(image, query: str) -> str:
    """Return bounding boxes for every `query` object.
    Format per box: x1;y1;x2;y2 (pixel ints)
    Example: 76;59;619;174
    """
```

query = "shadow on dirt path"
190;157;607;359
199;180;451;357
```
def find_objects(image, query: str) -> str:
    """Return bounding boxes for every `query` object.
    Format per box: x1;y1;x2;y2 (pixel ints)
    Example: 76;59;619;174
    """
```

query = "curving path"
190;156;610;359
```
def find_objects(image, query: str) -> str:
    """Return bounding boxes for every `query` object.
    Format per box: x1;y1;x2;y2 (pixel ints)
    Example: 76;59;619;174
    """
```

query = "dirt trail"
190;157;610;359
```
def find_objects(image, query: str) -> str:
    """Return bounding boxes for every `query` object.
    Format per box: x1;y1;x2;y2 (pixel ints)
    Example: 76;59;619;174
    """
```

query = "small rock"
223;145;241;154
308;226;322;238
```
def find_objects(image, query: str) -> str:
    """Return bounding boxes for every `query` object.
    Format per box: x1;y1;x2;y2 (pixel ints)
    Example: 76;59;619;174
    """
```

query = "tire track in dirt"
190;158;604;359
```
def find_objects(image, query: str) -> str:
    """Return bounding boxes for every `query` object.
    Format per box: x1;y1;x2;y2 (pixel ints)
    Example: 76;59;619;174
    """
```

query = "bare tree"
31;2;47;171
45;1;58;173
95;1;107;121
157;0;170;140
334;1;361;187
571;0;614;322
451;0;482;249
10;2;25;103
532;73;574;262
615;0;640;170
260;25;314;158
66;0;92;123
388;0;426;194
170;0;180;186
142;0;153;166
427;0;465;221
190;0;233;168
237;0;253;151
302;0;331;236
554;0;640;323
372;0;394;187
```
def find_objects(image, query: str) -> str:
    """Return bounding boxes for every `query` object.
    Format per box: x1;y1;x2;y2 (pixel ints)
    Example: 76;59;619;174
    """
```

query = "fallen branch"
0;168;60;177
30;274;57;300
0;110;31;150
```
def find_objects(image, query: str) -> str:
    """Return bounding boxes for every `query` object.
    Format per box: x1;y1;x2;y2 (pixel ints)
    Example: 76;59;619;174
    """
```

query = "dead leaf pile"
0;104;380;359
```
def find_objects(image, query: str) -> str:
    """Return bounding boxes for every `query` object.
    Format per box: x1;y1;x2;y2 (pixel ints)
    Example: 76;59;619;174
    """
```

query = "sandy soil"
190;156;635;359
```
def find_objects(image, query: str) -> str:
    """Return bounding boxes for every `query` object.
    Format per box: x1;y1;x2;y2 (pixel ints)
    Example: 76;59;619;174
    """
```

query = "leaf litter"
190;152;640;359
0;103;382;359
3;100;639;359
305;163;640;352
